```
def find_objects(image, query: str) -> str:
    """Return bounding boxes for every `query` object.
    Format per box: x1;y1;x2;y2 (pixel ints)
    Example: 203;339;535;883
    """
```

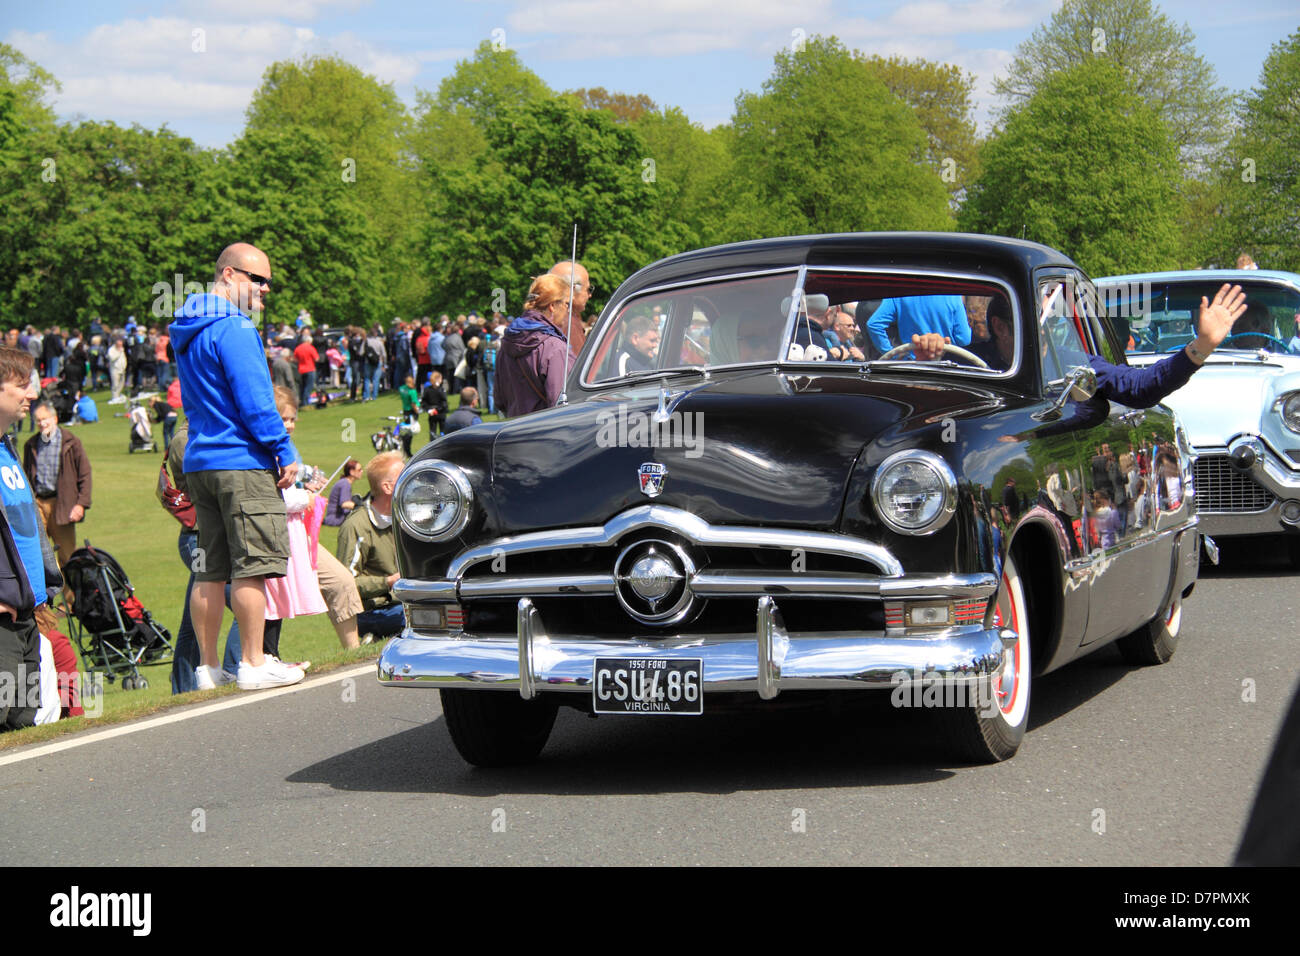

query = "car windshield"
1100;279;1300;356
584;269;1018;385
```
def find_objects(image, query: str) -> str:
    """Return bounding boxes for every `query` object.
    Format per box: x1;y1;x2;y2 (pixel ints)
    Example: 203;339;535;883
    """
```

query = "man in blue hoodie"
169;243;303;692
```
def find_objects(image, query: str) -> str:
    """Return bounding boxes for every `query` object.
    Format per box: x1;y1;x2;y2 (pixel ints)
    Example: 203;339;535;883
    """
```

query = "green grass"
0;379;489;750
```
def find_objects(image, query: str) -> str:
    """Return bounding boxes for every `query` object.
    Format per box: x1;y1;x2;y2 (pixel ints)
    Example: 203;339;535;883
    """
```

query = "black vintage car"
379;234;1201;765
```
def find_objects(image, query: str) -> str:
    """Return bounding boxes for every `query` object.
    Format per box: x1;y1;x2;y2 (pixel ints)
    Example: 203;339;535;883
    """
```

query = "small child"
399;374;419;455
421;370;448;438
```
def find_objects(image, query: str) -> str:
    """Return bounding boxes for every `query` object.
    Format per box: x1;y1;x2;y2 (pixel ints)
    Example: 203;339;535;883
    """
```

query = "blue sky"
2;0;1296;148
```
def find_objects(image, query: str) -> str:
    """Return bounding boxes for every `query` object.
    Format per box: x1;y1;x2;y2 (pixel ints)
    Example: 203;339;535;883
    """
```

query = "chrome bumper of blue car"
378;596;1018;700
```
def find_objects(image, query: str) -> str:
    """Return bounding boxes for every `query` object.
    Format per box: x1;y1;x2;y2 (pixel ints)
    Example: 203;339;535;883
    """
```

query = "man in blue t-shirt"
0;348;48;729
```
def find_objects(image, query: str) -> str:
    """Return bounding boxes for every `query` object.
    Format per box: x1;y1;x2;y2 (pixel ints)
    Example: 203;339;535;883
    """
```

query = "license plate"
592;658;703;715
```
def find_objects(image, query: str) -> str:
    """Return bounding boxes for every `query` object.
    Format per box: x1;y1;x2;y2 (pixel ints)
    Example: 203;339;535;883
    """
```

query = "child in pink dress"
263;388;327;661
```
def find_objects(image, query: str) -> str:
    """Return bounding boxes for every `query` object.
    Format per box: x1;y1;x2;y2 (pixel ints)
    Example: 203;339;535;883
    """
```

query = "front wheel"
440;689;558;767
937;553;1032;763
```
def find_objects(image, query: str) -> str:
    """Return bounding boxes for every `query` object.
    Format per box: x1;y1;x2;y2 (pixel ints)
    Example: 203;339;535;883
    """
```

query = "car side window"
1037;279;1090;384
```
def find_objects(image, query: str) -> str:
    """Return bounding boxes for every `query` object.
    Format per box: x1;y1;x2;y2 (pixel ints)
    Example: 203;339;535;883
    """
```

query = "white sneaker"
237;657;305;690
194;665;237;690
268;654;311;673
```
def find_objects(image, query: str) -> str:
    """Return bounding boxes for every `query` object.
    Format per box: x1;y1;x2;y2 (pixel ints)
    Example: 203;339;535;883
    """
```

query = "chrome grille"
1193;455;1274;512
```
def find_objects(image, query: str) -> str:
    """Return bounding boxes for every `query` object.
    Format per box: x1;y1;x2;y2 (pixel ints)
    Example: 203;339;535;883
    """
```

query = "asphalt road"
2;538;1295;867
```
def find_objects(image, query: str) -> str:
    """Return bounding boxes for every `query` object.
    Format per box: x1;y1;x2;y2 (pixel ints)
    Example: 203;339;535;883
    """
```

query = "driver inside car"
910;283;1248;409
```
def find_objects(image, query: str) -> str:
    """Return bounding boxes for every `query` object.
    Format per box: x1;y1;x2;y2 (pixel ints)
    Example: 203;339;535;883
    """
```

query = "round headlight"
870;450;957;535
1282;393;1300;433
394;461;473;542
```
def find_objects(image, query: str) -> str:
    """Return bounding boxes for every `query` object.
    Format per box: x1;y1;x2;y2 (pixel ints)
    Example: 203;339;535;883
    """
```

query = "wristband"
1186;342;1206;364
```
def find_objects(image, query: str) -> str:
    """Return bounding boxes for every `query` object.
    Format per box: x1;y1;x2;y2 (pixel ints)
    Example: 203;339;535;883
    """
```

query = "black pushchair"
62;543;174;690
40;379;77;424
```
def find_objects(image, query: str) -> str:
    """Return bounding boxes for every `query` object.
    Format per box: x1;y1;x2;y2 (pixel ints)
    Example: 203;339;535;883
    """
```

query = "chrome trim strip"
446;505;904;579
462;574;616;597
394;569;997;605
378;624;1010;692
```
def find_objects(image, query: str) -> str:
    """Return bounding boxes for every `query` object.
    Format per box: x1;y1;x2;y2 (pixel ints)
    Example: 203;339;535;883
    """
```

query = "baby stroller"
128;399;156;453
62;543;174;690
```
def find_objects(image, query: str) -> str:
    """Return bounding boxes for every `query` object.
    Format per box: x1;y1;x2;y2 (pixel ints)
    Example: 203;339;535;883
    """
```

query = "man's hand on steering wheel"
911;333;950;361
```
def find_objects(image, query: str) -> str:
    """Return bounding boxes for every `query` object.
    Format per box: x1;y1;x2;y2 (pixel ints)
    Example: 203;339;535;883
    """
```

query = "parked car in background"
380;234;1202;767
1096;269;1300;565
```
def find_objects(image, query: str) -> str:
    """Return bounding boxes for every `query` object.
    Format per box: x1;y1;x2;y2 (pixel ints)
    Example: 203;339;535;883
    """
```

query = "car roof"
610;232;1080;302
1096;269;1300;285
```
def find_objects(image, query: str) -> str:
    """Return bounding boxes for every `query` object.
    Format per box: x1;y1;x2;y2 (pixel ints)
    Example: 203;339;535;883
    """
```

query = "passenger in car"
616;315;660;376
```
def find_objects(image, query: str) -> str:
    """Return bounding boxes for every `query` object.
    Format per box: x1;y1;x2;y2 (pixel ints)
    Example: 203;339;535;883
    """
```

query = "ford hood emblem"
638;462;668;498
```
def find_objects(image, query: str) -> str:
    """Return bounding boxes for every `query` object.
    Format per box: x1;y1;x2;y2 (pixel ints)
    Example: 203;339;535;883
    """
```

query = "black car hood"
487;368;1003;534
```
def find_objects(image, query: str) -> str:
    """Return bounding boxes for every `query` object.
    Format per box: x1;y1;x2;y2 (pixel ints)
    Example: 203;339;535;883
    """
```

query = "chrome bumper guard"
378;596;1017;699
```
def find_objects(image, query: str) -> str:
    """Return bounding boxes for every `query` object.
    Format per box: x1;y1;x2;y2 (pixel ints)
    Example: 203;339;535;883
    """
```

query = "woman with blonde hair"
495;273;575;417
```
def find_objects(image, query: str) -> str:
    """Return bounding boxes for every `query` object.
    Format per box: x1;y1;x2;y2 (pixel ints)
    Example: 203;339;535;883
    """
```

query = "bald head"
213;242;271;315
550;260;590;314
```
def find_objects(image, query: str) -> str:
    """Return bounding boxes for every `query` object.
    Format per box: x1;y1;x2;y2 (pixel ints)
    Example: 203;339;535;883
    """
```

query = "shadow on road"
1198;536;1296;579
289;652;1143;796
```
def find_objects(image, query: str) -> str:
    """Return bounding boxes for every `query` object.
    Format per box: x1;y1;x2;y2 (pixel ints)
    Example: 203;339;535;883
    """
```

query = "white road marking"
0;662;377;768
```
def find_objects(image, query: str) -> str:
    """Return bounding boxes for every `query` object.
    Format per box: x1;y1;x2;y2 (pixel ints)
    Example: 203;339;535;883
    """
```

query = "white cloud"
178;0;373;19
5;16;457;146
507;0;834;57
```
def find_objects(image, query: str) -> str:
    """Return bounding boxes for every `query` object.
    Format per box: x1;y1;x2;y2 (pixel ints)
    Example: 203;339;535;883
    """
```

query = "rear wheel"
937;553;1031;763
1116;594;1181;666
440;689;558;767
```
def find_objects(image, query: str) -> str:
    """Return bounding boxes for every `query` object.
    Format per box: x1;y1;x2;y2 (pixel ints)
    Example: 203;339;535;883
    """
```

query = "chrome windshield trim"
445;505;905;580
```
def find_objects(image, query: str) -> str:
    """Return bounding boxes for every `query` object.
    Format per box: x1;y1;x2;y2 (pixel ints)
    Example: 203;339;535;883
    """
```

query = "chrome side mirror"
1035;364;1098;420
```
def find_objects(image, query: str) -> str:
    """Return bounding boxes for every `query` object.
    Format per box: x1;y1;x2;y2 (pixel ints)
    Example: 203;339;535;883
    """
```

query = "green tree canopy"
208;124;388;328
960;58;1182;277
858;54;980;206
570;87;657;124
423;96;667;315
993;0;1230;170
1214;29;1300;272
0;121;215;327
730;36;953;237
245;55;423;315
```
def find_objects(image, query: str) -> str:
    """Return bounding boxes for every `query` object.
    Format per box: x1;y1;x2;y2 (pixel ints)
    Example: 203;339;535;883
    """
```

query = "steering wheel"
877;341;990;369
1222;333;1290;351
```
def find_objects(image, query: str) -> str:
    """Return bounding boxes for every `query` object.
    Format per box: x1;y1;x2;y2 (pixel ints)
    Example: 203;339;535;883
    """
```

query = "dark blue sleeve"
1089;349;1198;409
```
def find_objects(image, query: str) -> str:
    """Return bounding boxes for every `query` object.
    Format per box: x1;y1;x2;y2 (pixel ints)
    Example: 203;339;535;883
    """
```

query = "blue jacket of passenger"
1089;348;1197;409
169;293;292;473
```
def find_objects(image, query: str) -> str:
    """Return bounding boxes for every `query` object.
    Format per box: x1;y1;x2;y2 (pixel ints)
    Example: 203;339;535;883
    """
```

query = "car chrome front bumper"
378;596;1018;700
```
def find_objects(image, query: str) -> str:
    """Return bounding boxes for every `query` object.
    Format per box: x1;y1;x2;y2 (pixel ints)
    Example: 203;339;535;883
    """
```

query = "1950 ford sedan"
379;234;1201;765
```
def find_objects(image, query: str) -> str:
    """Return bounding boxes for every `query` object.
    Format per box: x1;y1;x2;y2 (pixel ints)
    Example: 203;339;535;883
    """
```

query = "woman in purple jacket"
495;274;575;417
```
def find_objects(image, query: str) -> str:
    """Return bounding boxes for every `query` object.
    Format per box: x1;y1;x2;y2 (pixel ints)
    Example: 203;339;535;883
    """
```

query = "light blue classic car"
1096;269;1300;564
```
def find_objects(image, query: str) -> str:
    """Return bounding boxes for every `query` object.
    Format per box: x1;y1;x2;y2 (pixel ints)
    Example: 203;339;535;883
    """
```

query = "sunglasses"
232;267;272;288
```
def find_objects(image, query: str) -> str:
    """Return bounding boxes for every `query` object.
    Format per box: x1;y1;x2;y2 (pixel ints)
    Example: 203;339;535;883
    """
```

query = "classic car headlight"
870;450;957;535
393;460;474;542
1278;393;1300;434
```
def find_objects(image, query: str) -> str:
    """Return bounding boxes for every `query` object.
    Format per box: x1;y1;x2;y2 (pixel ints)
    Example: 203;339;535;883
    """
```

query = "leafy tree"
209;125;388;328
0;121;216;327
428;39;552;130
0;42;59;132
960;59;1182;277
993;0;1230;169
245;55;423;315
570;87;657;124
859;54;980;206
423;96;667;315
1214;29;1300;272
730;36;953;237
633;107;733;252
